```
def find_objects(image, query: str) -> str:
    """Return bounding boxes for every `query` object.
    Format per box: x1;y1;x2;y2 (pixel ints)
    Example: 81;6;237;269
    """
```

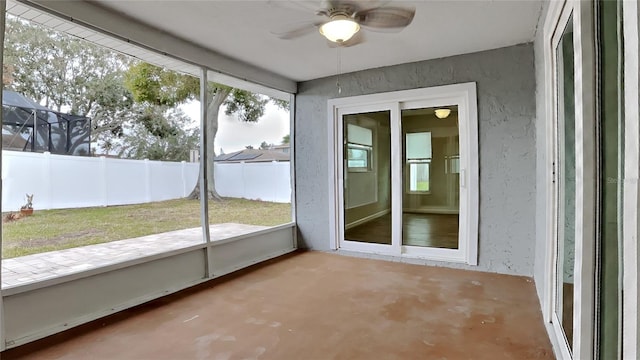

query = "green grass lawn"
416;181;430;191
2;198;291;259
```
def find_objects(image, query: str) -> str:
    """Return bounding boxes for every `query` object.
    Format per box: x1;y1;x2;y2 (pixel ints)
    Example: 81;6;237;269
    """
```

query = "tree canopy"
125;62;199;107
124;62;289;200
115;108;199;161
125;62;273;124
3;16;137;147
259;141;273;150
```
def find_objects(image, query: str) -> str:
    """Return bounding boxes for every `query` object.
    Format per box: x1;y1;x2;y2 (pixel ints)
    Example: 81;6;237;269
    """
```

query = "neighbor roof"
214;149;289;163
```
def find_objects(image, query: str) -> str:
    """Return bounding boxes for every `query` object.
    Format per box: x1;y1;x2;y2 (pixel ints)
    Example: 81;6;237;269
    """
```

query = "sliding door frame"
336;102;397;255
543;0;597;359
622;1;640;358
327;83;478;265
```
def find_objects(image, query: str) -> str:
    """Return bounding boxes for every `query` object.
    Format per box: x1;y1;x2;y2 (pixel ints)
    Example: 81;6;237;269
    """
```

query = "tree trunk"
187;88;231;201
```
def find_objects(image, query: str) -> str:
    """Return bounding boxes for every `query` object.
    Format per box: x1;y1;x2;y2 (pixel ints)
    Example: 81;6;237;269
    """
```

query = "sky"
180;100;290;154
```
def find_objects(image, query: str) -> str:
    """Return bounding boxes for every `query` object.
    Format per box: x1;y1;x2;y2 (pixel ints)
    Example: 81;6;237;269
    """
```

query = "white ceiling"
91;0;544;82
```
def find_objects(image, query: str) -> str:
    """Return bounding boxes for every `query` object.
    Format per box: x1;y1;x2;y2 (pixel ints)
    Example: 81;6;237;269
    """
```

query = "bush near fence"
1;151;291;211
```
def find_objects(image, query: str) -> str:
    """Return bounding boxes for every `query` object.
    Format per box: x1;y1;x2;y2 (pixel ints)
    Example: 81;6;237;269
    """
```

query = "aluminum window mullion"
0;0;7;351
198;67;213;279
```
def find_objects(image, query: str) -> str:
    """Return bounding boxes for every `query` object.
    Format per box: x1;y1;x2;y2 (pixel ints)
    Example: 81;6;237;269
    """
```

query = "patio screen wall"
295;43;537;276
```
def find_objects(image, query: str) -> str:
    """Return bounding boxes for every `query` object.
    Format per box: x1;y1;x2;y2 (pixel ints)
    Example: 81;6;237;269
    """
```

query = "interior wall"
295;43;537;276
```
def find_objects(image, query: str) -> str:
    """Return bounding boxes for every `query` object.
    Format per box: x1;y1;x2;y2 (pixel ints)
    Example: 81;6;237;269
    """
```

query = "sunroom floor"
2;251;554;359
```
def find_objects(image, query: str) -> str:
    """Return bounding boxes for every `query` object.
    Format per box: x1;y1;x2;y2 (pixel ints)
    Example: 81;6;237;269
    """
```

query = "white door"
329;84;479;265
547;2;595;358
544;0;614;358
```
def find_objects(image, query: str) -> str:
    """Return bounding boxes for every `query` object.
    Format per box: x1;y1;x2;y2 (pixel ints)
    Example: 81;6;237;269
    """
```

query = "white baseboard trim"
345;209;390;229
403;208;459;215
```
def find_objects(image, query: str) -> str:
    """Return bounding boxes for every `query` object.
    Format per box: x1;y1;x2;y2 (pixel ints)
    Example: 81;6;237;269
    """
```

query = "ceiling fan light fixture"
435;109;452;119
319;16;360;43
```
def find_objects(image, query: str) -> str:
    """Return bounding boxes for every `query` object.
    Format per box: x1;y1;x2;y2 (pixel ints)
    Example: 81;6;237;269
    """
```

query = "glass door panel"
555;14;575;352
597;0;622;357
343;110;392;245
401;107;459;249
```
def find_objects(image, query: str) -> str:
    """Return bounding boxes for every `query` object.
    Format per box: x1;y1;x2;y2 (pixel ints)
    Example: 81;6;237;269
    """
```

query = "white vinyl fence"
1;151;291;211
215;162;291;203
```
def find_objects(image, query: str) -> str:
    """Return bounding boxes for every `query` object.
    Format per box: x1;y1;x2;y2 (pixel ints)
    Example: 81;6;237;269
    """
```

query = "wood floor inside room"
345;213;459;248
2;251;553;360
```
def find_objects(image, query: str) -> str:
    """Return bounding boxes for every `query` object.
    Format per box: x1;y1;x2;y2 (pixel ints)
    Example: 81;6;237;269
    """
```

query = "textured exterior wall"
295;43;537;276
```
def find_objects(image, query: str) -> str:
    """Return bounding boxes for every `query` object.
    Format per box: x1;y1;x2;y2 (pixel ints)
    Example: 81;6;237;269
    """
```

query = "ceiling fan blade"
340;0;389;13
327;30;365;48
355;6;415;29
272;20;326;39
268;0;324;14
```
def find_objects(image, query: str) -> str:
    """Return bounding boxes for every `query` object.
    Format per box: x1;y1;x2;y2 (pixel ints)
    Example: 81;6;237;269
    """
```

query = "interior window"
347;124;373;172
447;154;460;174
406;132;432;193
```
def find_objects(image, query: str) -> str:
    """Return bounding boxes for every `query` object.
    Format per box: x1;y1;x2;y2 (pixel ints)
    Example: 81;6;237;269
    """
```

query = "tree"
3;16;135;151
125;62;288;200
281;134;290;144
115;108;200;161
259;141;272;150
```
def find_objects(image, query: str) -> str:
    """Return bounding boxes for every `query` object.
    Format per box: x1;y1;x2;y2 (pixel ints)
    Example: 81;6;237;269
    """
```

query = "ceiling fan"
272;0;416;47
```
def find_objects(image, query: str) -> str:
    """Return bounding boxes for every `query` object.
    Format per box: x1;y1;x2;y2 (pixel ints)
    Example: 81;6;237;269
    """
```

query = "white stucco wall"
295;43;537;276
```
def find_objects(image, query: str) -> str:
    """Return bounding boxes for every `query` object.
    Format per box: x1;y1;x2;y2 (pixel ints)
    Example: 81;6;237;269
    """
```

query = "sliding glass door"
554;12;576;353
546;0;625;358
401;107;460;250
548;3;593;358
596;0;623;357
342;110;392;248
331;84;478;265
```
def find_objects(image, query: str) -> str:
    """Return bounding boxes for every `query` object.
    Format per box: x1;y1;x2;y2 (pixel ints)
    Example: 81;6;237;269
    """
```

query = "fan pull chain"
336;46;342;94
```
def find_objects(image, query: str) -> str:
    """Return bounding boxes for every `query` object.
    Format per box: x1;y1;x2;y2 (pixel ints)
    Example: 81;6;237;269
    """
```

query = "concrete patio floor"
2;251;554;359
1;223;269;289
